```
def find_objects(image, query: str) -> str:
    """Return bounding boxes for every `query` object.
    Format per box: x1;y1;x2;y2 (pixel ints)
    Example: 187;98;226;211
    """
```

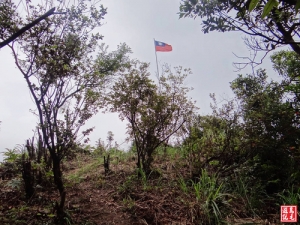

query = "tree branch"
0;7;64;48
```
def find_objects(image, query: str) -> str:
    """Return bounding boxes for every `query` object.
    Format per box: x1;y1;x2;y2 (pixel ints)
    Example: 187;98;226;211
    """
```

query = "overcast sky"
0;0;282;161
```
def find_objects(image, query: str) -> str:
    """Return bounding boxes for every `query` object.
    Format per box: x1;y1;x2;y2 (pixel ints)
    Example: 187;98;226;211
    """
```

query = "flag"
155;40;172;52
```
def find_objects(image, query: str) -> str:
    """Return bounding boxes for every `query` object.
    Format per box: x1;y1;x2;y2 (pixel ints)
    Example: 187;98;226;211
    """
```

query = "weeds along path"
0;152;279;224
62;153;197;224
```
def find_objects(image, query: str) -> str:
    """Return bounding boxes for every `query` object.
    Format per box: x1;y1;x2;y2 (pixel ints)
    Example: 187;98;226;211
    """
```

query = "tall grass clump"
224;170;266;217
192;169;231;224
277;185;300;206
178;176;189;194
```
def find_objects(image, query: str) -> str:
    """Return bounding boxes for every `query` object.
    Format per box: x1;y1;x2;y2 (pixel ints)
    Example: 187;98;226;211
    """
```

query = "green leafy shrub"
277;186;300;206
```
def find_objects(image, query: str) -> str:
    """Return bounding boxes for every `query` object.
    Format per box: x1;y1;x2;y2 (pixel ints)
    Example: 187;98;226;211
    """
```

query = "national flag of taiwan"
155;40;172;52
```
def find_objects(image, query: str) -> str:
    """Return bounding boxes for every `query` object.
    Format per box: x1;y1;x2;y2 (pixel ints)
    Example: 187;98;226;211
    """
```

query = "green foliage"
231;69;299;193
182;104;243;178
6;0;131;163
248;0;300;15
277;186;300;205
93;138;106;155
0;0;20;41
179;0;300;56
177;49;300;219
231;68;294;155
177;176;189;194
122;196;136;211
271;50;300;79
271;50;300;107
67;159;101;184
1;147;23;180
192;169;230;224
118;174;138;195
2;148;22;163
137;167;149;190
106;61;197;174
249;0;260;12
64;215;72;225
3;0;131;220
296;0;300;13
261;0;279;18
225;169;265;216
5;178;22;190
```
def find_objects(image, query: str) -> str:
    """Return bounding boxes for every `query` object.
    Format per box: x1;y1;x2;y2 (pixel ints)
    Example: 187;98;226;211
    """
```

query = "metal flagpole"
153;38;161;91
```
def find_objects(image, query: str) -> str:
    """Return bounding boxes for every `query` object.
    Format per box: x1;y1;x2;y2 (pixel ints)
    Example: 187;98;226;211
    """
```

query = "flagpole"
153;38;160;85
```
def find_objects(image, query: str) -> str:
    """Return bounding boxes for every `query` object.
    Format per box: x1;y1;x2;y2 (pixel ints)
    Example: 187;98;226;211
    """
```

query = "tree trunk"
136;147;142;169
142;161;151;176
22;160;35;198
52;155;67;222
143;150;154;175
